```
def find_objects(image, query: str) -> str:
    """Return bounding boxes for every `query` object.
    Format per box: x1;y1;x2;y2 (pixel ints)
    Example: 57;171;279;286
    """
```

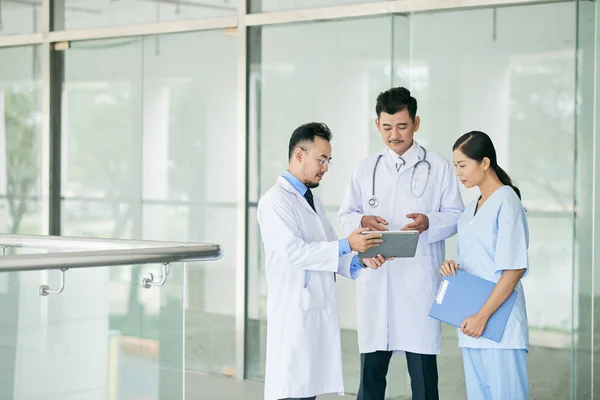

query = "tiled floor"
184;342;573;400
185;314;573;400
185;373;366;400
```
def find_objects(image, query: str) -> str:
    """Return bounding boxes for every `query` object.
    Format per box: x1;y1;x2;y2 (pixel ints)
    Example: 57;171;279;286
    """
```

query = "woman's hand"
460;312;490;338
440;260;460;276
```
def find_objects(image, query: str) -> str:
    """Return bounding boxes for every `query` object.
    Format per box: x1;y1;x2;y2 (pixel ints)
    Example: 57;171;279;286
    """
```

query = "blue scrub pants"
462;348;528;400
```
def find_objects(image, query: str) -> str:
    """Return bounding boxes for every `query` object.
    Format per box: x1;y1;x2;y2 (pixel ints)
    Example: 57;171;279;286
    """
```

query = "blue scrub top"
457;185;529;350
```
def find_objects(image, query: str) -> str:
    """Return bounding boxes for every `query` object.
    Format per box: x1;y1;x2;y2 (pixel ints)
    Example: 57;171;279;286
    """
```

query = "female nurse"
440;130;529;400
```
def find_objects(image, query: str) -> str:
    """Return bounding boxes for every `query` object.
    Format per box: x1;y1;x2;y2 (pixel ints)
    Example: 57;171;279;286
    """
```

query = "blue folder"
428;269;517;343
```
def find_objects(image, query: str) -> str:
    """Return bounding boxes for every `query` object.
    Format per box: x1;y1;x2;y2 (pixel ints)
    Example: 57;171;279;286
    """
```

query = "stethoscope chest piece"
368;145;431;207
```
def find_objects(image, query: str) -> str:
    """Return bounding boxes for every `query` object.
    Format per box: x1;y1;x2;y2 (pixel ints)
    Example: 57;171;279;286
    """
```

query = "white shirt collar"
385;140;418;167
403;140;419;160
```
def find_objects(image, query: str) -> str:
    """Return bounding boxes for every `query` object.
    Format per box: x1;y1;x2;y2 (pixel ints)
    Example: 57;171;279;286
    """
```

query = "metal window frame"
0;0;572;46
0;34;44;47
47;17;238;42
235;0;250;382
0;0;579;385
245;0;568;26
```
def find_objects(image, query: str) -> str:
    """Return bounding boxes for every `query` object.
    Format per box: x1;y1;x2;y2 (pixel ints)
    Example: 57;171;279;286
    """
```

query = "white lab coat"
337;143;464;355
257;176;353;400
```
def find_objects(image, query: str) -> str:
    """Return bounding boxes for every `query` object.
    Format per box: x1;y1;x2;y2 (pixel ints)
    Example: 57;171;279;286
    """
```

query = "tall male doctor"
337;87;464;400
257;122;390;400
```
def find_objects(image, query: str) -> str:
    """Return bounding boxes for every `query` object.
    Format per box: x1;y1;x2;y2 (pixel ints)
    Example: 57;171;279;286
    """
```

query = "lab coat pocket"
302;278;326;311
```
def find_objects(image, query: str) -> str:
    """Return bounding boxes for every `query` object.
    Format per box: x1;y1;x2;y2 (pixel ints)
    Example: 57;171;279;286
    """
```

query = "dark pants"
279;397;316;400
357;351;439;400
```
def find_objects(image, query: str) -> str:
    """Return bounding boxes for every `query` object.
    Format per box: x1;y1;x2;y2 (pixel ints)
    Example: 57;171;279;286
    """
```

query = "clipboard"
428;269;517;343
357;230;419;259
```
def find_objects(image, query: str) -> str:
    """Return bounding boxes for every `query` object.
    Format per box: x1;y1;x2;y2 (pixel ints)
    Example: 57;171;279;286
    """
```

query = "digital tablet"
357;230;419;259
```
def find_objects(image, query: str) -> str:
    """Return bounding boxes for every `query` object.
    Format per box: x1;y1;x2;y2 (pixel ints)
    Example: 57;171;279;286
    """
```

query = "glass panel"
56;0;236;31
0;46;44;235
0;3;41;35
61;38;185;399
62;30;238;378
62;200;138;238
139;30;237;206
139;30;237;375
62;38;144;218
246;17;394;395
250;0;382;13
574;1;598;399
403;4;576;399
143;203;237;376
0;261;183;400
248;4;579;398
183;205;236;375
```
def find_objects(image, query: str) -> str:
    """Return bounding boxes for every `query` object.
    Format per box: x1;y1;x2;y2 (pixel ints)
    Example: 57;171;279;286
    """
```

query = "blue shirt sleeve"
339;240;362;279
350;255;363;280
338;238;351;256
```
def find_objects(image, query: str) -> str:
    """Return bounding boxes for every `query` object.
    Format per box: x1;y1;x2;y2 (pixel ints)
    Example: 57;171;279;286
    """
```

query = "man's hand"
361;215;389;231
362;254;395;269
348;228;382;253
402;213;429;233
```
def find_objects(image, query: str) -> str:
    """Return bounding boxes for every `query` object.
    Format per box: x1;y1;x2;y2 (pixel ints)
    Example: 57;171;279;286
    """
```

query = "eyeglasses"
317;158;332;167
299;147;332;167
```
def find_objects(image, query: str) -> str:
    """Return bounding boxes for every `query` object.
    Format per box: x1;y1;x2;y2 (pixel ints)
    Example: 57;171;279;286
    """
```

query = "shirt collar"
282;170;307;196
385;140;418;164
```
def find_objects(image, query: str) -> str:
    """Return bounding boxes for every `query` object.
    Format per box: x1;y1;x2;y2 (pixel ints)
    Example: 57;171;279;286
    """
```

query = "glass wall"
246;16;396;389
404;5;576;399
7;261;185;400
61;29;238;379
0;45;44;400
0;5;41;36
574;1;599;398
247;3;583;399
54;0;237;31
0;0;599;399
0;46;44;235
62;38;143;240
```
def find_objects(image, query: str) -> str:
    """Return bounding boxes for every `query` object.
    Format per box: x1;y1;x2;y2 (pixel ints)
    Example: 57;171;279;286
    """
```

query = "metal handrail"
0;244;223;272
0;234;224;295
0;233;207;251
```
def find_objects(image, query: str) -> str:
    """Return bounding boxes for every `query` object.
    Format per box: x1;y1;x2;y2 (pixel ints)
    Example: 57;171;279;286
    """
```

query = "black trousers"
357;351;439;400
279;397;316;400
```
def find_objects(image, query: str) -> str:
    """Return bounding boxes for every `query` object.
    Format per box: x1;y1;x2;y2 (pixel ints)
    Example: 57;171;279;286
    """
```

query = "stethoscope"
368;145;431;208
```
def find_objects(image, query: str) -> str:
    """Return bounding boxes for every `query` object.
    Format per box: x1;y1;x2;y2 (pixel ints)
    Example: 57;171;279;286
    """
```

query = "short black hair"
288;122;332;160
375;87;417;121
